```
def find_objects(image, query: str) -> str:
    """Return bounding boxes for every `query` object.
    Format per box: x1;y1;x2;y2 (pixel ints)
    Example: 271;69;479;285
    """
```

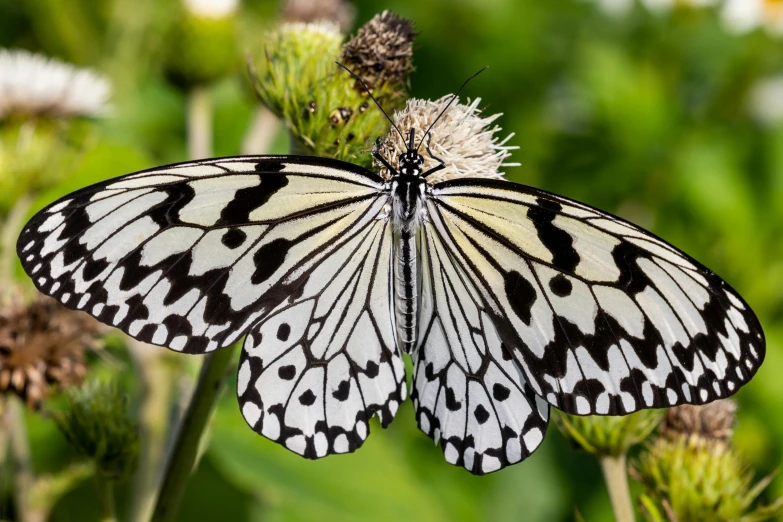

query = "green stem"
97;475;117;522
187;86;212;160
600;453;636;522
149;346;236;522
128;340;173;522
7;396;34;522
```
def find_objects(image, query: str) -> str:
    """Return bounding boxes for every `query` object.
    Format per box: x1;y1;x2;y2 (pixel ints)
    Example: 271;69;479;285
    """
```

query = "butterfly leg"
373;138;399;176
422;132;446;178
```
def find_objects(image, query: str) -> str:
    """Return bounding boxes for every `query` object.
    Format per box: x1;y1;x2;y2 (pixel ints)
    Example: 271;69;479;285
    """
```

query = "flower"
281;0;355;32
373;95;519;183
0;293;105;408
0;48;111;120
182;0;239;18
341;11;416;88
722;0;783;35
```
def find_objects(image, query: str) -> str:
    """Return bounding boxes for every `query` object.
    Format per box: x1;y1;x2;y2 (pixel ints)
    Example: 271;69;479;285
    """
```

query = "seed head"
341;11;416;88
659;400;737;442
0;293;104;408
374;96;519;182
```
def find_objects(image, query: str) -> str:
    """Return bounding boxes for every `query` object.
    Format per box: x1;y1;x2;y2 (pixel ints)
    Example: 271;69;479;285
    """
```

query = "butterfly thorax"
391;151;427;353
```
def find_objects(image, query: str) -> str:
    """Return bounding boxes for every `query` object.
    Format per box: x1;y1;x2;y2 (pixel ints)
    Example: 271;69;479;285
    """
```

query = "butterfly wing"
426;178;764;416
412;220;549;475
237;217;406;458
17;156;389;354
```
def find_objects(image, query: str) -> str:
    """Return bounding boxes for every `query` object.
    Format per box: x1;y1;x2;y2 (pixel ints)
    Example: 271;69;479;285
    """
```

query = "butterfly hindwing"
428;178;764;416
412;220;549;474
237;218;406;457
17;156;387;354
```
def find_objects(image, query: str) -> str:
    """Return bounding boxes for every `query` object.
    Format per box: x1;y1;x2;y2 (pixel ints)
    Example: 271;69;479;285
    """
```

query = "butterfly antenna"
416;66;489;153
335;62;406;145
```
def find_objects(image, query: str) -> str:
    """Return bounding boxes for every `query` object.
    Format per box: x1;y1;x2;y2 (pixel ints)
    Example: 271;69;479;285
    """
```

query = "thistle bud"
250;12;414;165
373;96;519;182
634;401;783;521
54;379;140;479
554;410;662;457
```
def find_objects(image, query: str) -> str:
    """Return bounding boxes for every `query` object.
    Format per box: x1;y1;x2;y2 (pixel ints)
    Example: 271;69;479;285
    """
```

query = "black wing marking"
412;220;549;475
18;155;388;354
427;178;764;416
237;218;406;457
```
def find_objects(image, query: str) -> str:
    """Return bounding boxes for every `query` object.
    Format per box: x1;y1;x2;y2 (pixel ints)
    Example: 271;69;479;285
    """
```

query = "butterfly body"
17;140;764;474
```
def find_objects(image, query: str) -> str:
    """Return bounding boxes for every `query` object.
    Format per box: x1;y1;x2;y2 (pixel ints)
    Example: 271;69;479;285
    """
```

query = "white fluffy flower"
182;0;239;18
721;0;783;35
0;49;111;120
374;96;519;183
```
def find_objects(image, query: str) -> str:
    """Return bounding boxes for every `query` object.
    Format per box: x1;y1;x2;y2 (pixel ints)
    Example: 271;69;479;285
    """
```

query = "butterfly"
16;91;764;476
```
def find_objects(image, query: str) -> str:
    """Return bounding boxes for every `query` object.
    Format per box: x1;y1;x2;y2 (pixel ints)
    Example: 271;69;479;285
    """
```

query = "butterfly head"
397;128;424;177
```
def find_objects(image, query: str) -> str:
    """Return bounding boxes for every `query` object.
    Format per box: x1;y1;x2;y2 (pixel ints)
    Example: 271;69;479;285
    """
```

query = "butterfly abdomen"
395;228;419;353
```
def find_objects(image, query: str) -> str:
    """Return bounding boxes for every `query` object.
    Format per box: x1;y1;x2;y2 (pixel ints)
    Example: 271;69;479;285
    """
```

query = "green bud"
54;379;140;479
635;436;783;522
555;410;662;457
250;13;414;166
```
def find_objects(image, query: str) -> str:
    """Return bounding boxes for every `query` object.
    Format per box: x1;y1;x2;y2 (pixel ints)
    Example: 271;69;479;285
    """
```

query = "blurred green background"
2;0;783;520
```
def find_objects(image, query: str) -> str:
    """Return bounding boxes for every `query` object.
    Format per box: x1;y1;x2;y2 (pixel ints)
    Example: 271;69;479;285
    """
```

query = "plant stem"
187;86;212;160
600;453;636;522
97;475;117;522
149;346;236;522
7;396;34;522
241;105;280;155
128;340;173;522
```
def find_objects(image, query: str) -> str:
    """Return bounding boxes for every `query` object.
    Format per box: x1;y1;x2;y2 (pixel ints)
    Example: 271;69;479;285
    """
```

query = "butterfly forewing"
427;178;764;417
17;156;388;354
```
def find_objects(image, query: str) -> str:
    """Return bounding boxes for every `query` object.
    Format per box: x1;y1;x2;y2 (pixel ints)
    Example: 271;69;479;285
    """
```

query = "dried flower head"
0;49;111;120
659;400;737;442
374;96;519;183
282;0;355;32
0;293;104;408
341;11;416;88
182;0;239;18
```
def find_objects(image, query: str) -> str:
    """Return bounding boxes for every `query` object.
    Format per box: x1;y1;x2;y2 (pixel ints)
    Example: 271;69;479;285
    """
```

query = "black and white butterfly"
17;98;764;476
